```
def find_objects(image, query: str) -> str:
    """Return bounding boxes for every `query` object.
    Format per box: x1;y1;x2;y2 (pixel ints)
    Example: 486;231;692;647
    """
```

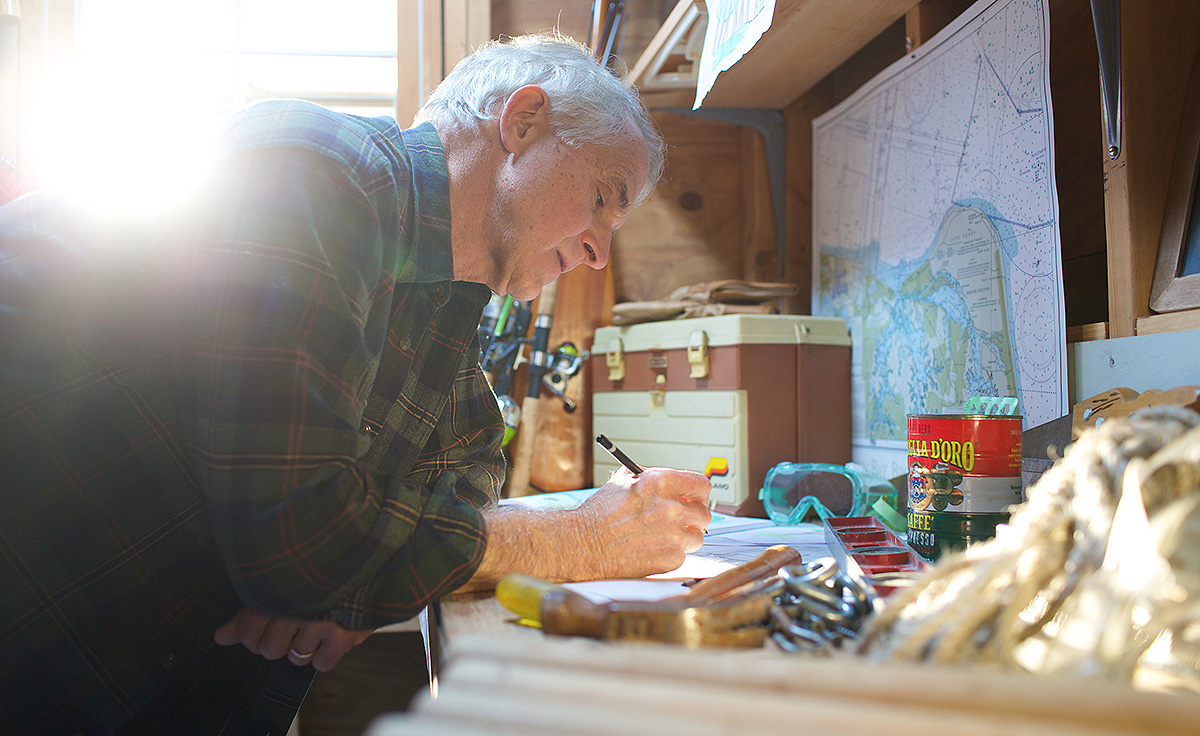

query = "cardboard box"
590;314;851;515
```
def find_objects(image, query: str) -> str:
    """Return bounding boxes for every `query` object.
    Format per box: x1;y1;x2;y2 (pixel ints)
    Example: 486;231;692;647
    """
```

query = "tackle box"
590;314;851;515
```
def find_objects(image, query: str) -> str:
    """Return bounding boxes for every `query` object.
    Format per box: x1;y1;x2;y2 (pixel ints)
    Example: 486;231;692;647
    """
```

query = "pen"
596;434;644;474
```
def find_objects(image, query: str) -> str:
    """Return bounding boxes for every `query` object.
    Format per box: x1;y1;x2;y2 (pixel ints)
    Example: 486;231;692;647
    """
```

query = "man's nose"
585;229;612;270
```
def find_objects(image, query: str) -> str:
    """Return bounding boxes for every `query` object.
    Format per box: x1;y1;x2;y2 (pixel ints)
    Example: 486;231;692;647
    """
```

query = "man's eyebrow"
616;179;630;210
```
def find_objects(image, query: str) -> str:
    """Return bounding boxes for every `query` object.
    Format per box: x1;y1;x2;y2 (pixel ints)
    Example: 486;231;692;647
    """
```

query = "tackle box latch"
687;330;709;378
605;337;625;381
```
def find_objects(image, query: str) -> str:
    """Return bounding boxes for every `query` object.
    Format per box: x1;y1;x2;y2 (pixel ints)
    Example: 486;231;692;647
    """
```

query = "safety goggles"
759;462;896;525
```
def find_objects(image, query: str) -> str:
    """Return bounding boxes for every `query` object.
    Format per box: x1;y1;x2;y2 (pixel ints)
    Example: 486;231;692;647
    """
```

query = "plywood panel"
612;111;750;302
738;125;778;281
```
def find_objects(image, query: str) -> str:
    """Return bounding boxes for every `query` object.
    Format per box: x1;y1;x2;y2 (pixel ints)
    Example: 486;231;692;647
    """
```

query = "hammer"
496;545;800;648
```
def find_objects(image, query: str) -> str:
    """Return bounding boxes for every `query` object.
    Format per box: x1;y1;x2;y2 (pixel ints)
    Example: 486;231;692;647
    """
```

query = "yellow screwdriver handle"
497;574;561;624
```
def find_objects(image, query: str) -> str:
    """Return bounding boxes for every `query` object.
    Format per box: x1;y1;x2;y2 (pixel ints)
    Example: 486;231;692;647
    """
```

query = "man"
0;33;711;734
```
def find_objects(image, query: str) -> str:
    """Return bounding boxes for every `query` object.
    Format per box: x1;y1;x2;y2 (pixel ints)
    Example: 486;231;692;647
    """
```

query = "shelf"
632;0;919;110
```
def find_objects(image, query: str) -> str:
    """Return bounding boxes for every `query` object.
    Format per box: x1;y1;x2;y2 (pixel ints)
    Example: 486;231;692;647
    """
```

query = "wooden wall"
490;0;592;39
493;0;1119;490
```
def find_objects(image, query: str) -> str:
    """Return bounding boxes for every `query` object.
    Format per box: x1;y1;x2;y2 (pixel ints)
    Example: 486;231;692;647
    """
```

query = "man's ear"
498;85;551;157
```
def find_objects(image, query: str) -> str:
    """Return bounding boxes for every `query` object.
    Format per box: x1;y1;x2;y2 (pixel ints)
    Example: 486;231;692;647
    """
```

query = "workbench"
365;509;1200;736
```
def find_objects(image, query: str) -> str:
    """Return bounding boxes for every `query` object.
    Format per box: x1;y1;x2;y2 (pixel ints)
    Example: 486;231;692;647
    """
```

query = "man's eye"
596;190;605;208
584;243;597;262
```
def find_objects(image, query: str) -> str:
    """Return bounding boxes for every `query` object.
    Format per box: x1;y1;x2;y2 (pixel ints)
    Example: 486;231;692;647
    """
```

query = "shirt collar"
399;121;454;284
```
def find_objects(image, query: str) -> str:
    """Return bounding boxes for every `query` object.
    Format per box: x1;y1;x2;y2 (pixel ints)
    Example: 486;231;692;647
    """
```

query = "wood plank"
1066;321;1108;343
627;0;702;89
467;0;491;55
442;0;469;74
489;0;592;40
738;125;778;281
525;267;615;492
1137;309;1200;335
420;0;444;104
782;78;835;315
395;1;421;126
1048;0;1106;323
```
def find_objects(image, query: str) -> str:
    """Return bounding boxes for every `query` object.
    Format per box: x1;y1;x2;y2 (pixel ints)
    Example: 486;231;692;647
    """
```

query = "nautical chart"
812;0;1067;477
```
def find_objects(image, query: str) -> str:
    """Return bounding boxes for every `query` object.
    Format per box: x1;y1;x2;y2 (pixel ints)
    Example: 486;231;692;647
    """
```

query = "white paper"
705;511;777;535
563;578;695;603
499;487;596;511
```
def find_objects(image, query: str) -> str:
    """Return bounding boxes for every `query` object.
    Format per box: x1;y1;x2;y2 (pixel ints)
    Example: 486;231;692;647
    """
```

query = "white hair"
417;32;665;204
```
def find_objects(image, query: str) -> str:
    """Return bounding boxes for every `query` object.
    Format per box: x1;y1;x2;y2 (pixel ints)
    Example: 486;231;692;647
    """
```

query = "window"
73;0;398;116
30;0;398;199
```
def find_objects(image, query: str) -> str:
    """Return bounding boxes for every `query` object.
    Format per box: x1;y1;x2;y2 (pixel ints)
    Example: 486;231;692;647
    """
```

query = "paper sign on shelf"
693;0;777;109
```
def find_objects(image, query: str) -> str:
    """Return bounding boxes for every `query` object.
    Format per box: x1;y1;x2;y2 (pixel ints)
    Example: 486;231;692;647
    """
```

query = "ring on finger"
289;647;316;660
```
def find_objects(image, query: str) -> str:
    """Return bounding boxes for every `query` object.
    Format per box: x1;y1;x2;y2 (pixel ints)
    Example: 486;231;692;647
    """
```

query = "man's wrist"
472;504;606;585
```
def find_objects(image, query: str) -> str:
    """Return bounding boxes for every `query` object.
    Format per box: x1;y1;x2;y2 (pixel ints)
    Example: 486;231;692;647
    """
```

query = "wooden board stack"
366;633;1200;735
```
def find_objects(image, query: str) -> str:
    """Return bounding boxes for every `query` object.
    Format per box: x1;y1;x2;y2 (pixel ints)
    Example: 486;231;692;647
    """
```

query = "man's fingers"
287;624;374;671
685;499;713;532
212;608;273;654
213;616;239;646
214;609;373;671
287;632;322;667
639;467;712;504
257;618;303;660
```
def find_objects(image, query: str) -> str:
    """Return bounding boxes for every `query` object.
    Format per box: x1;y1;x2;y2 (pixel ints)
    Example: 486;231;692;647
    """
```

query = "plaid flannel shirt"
0;100;504;734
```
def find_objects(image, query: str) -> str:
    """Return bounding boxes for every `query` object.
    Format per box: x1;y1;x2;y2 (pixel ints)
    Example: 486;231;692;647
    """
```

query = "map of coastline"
814;0;1067;477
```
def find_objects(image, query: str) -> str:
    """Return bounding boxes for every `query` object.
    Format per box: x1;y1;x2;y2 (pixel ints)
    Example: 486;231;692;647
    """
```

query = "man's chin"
512;275;559;301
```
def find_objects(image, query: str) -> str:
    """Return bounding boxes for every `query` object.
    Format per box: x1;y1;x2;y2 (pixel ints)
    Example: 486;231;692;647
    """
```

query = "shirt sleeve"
179;143;490;629
329;346;507;627
408;333;506;512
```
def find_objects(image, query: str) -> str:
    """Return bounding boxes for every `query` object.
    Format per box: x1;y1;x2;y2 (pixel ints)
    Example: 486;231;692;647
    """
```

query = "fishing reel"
478;294;590;445
540;341;590;413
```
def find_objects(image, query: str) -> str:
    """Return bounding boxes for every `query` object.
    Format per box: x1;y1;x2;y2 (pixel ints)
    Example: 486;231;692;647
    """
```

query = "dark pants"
115;645;315;736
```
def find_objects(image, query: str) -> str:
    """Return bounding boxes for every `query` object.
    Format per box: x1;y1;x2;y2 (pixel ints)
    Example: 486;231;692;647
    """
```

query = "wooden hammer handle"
681;544;800;605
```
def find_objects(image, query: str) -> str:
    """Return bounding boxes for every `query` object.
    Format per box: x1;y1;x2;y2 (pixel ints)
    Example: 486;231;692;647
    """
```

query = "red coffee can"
906;413;1022;560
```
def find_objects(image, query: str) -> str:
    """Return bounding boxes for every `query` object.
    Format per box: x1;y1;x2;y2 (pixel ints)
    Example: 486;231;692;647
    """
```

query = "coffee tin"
906;413;1022;560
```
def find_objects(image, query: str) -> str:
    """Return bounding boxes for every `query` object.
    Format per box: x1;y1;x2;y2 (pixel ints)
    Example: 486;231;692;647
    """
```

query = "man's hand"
464;466;712;588
572;467;712;579
214;608;373;672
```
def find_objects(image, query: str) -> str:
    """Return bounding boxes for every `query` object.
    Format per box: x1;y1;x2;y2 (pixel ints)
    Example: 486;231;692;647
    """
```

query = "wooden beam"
1103;1;1200;337
782;78;835;314
904;0;973;51
396;1;421;126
